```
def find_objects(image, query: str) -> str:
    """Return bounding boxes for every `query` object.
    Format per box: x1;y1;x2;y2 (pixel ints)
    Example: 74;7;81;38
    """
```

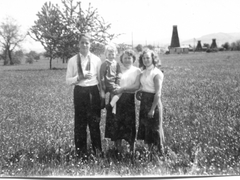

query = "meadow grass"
0;51;240;176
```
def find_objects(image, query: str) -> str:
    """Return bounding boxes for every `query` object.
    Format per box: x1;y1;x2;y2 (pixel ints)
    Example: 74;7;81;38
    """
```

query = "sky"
0;0;240;52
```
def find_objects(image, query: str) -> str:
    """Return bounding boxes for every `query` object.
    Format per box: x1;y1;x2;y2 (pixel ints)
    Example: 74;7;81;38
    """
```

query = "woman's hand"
136;91;142;101
148;109;155;118
113;87;123;95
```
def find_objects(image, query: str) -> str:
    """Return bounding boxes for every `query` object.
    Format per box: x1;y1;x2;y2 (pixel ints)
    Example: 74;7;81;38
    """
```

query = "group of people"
66;33;164;159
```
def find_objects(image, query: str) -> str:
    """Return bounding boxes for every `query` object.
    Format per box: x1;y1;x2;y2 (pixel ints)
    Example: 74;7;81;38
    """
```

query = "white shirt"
140;65;164;93
66;52;102;87
120;65;141;88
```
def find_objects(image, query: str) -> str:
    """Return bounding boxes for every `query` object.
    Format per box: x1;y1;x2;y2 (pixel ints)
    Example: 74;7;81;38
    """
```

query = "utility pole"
193;38;196;52
131;32;133;49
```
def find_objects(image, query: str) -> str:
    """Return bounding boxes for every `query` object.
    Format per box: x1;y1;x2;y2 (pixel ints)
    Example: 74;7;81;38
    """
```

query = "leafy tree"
0;16;26;65
135;44;143;52
25;56;34;64
11;50;24;64
14;50;24;58
28;50;40;61
90;42;105;56
222;42;230;50
60;0;118;48
231;42;237;51
145;44;154;50
29;0;118;68
29;2;65;69
117;43;132;53
230;40;240;51
235;40;240;51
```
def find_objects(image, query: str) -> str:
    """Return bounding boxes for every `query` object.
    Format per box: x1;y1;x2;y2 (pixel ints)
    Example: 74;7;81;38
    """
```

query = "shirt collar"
79;52;91;59
146;64;154;70
106;59;116;64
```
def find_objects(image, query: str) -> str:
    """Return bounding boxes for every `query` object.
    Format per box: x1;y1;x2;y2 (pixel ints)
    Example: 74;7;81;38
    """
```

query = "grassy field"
0;51;240;176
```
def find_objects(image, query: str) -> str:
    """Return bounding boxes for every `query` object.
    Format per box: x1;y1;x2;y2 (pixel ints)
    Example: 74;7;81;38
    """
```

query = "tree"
117;43;132;53
135;44;143;52
12;50;24;64
0;16;26;65
231;42;237;51
222;42;230;50
29;2;65;69
29;0;118;69
27;50;40;61
236;40;240;51
145;44;154;50
60;0;117;46
14;50;24;58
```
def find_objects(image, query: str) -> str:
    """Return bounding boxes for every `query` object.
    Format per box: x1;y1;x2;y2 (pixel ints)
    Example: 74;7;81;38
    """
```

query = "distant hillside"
181;32;240;47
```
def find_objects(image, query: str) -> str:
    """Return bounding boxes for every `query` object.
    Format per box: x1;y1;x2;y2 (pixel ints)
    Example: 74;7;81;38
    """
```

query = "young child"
100;43;122;114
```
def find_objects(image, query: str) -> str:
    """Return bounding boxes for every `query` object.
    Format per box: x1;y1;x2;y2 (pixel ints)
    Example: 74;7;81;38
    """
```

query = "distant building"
170;25;180;48
195;40;203;52
210;39;218;50
169;25;189;54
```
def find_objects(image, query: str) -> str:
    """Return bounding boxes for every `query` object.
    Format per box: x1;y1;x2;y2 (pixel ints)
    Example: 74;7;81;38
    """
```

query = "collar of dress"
106;59;116;64
146;64;154;71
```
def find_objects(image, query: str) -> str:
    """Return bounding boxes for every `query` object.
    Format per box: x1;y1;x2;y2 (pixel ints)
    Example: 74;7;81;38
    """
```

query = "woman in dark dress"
105;49;141;153
116;49;164;155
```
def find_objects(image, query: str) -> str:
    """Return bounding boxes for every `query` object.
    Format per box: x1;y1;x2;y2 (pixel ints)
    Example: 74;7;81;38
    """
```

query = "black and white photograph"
0;0;240;178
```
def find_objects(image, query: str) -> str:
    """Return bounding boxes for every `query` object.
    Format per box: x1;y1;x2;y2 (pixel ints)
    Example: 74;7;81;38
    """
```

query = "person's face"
142;52;153;67
122;54;134;68
106;50;116;61
79;36;91;54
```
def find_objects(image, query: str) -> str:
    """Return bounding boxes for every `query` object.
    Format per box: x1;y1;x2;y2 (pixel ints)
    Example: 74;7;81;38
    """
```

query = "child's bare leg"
110;94;122;114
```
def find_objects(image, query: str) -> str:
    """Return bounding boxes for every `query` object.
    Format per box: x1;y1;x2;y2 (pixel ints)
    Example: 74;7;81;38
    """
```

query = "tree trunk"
3;49;9;65
8;50;14;65
62;57;66;63
49;57;52;69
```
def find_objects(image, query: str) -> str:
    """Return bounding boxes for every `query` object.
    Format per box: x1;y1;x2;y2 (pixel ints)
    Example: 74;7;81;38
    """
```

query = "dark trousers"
73;85;102;155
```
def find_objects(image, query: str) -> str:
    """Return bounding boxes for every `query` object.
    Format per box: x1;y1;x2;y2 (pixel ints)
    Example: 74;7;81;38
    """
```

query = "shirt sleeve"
99;61;107;91
116;62;122;85
66;57;78;86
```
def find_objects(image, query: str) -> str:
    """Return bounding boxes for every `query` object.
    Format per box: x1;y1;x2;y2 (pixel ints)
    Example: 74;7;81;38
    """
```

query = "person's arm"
98;60;106;98
148;74;162;118
149;73;165;143
115;62;122;86
66;58;79;86
158;97;165;143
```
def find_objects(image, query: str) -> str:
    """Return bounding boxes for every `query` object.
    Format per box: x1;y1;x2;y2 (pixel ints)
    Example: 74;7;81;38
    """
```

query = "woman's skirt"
137;91;162;147
105;93;136;145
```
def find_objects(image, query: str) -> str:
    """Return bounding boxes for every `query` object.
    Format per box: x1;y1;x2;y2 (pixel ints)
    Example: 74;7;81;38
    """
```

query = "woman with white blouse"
115;48;164;156
105;49;141;153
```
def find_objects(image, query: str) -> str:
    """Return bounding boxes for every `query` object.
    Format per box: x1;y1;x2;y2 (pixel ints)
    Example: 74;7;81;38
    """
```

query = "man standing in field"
66;33;103;158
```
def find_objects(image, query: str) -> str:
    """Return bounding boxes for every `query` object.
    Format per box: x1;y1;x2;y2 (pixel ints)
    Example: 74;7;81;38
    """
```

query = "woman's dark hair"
120;49;136;63
139;48;160;69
